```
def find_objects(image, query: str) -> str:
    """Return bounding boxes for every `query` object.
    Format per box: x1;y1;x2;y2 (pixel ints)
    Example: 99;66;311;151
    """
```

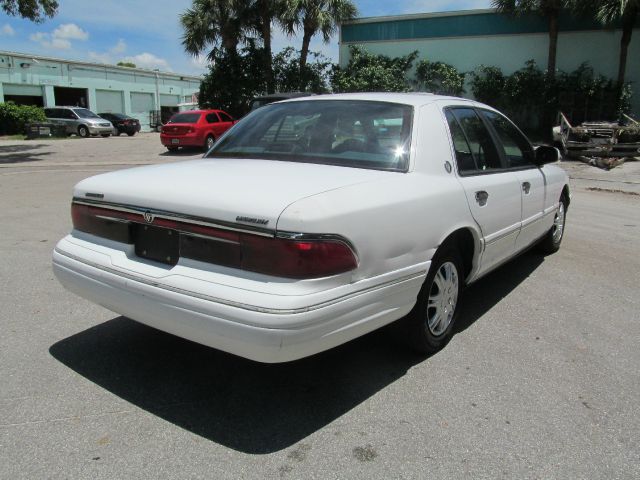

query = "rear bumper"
116;124;141;134
52;235;426;363
160;133;203;147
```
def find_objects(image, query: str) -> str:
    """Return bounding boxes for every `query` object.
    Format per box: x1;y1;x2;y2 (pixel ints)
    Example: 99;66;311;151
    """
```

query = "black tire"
405;247;464;354
205;135;215;151
77;125;89;138
538;194;568;254
166;146;179;152
127;132;135;137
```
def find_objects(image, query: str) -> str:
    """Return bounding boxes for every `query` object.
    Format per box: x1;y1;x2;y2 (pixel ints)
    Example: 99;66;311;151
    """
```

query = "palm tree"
571;0;639;88
492;0;565;78
180;0;248;61
282;0;357;76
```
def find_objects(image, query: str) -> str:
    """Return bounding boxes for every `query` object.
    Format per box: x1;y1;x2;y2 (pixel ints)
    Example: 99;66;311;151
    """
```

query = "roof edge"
0;49;202;80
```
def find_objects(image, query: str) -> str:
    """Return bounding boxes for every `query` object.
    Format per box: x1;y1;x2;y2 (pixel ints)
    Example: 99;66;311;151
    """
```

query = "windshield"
207;100;413;171
168;113;201;124
74;108;101;119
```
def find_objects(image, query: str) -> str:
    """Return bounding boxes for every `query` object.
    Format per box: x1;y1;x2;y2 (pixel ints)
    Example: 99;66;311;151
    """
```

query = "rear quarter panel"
277;102;481;283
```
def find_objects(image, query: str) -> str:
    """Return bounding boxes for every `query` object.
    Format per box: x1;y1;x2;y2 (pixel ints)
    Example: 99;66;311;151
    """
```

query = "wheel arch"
437;226;481;284
561;184;571;207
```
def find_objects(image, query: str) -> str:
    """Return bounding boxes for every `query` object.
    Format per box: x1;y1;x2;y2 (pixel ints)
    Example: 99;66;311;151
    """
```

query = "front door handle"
522;182;531;194
475;190;489;206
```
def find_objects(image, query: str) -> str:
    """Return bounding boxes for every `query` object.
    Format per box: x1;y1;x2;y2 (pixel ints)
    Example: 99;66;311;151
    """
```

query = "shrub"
0;102;47;135
331;45;417;93
415;59;465;96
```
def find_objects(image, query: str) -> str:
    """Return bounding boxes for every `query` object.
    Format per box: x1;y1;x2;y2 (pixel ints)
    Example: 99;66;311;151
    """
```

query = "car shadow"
159;148;204;157
455;250;546;333
0;143;51;164
49;250;545;454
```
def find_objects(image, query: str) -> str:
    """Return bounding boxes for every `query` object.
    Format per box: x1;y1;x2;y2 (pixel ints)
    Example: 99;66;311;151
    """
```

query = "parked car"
44;106;113;138
98;113;141;136
52;93;569;363
160;109;236;151
249;92;313;111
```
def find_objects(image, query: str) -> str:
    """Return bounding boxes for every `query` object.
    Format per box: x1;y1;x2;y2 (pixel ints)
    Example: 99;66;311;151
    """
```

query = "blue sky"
0;0;491;75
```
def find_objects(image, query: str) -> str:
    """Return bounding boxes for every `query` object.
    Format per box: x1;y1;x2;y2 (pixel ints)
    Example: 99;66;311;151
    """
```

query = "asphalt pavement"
1;134;639;479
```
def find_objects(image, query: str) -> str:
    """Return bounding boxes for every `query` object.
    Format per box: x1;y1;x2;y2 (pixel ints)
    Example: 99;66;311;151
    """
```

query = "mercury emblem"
143;211;154;223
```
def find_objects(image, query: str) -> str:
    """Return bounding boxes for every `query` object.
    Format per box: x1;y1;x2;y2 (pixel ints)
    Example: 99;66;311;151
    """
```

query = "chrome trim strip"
275;231;358;256
55;247;425;316
484;224;520;246
73;197;275;237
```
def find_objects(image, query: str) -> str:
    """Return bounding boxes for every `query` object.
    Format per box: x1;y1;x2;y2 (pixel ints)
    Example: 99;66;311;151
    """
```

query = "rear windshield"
168;113;201;124
207;100;413;171
74;108;101;119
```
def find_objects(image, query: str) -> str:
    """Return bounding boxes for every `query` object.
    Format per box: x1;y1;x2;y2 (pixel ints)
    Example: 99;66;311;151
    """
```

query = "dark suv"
98;113;141;136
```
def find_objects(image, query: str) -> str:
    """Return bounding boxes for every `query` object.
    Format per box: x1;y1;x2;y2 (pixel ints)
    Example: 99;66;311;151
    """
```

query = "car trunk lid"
73;158;390;230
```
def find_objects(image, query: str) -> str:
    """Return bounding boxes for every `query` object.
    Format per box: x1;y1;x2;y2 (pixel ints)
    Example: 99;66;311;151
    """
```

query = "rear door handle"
522;182;531;194
475;190;489;206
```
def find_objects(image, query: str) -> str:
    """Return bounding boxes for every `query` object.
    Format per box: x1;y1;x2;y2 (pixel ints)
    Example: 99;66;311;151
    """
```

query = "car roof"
175;109;225;114
279;92;473;108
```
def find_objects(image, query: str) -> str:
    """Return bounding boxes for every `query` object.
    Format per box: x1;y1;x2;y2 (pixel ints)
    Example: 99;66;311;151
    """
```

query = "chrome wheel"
206;136;215;150
552;201;566;244
427;261;459;336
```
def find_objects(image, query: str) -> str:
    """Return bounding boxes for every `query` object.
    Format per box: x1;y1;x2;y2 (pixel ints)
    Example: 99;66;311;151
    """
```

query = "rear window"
207;100;413;172
168;113;201;124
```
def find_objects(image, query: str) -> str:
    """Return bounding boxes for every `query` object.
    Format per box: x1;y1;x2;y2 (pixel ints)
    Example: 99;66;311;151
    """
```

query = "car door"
217;111;235;135
62;109;79;133
445;107;522;276
205;112;224;138
45;108;64;129
480;109;547;252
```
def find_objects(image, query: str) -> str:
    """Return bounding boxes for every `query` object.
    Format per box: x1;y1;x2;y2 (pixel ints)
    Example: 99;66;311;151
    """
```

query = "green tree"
569;0;639;88
415;60;466;96
272;47;332;93
180;0;249;61
1;0;57;22
331;45;417;93
116;61;136;68
492;0;566;78
181;0;283;93
281;0;357;86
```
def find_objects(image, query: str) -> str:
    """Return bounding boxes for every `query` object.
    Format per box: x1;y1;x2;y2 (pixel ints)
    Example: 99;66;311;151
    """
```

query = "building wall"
0;51;201;131
340;10;640;116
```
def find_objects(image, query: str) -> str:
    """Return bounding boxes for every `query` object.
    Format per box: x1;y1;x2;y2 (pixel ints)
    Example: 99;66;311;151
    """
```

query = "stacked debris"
553;113;640;170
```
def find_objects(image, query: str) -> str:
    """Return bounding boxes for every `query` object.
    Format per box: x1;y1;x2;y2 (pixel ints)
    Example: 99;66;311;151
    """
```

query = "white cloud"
400;0;492;14
1;24;15;36
190;53;210;70
111;39;126;54
29;22;89;50
122;52;172;71
88;39;128;64
52;23;89;40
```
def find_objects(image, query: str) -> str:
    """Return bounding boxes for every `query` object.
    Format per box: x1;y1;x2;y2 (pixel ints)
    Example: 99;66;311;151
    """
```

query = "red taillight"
70;202;358;278
240;235;357;278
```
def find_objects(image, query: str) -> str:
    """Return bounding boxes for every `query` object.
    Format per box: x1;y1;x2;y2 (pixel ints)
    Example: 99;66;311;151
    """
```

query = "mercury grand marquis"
52;93;569;362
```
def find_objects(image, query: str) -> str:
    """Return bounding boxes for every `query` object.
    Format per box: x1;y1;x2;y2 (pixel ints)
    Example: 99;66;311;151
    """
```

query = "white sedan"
52;93;569;362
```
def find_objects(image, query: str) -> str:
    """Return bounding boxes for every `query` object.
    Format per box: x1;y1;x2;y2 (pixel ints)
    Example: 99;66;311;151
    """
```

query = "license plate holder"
135;224;179;265
171;138;180;144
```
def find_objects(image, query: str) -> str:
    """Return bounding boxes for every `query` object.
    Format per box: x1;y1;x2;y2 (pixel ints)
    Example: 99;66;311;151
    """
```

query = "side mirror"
534;145;560;165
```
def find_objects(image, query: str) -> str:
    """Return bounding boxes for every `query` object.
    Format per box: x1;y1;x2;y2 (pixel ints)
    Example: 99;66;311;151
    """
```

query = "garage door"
130;92;154;130
2;84;44;106
96;90;124;114
160;94;180;106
